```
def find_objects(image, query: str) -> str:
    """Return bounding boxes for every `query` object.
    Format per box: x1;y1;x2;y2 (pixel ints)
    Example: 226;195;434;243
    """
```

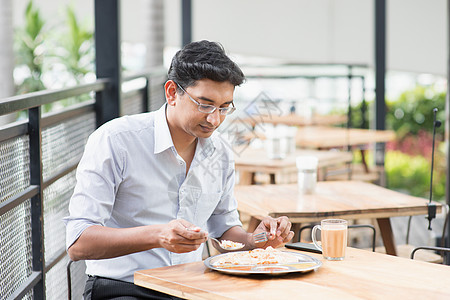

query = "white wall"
389;0;447;75
165;0;447;76
12;0;448;76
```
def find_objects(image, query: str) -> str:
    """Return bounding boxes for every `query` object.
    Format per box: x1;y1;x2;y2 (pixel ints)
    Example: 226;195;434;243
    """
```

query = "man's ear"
165;80;177;107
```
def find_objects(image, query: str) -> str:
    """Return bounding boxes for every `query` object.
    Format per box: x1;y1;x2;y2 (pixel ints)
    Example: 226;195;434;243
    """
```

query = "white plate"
204;250;322;275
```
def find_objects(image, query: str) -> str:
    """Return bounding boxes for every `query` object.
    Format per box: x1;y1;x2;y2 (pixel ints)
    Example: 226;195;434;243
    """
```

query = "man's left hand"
253;216;294;248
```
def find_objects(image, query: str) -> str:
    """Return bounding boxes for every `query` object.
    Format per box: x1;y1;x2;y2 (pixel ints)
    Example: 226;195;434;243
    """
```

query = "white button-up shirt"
64;104;242;282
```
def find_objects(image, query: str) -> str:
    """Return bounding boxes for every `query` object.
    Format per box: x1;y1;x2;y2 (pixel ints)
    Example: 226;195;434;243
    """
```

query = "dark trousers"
84;276;184;300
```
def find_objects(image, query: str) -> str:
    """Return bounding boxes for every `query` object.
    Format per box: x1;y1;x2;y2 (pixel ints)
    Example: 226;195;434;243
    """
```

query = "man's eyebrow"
198;96;233;105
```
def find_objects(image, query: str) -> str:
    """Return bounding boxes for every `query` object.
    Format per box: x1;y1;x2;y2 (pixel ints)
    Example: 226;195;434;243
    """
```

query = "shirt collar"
154;104;174;154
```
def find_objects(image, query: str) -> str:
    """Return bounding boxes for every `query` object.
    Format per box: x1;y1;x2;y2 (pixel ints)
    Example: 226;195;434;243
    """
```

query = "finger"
171;244;202;253
282;231;295;243
181;228;208;240
176;237;208;245
277;217;292;237
267;219;278;239
177;219;199;231
176;220;207;239
277;218;292;238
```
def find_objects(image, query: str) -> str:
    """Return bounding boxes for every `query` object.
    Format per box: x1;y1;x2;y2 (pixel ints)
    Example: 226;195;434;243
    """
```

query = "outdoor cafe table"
235;147;353;184
238;113;347;127
295;126;396;149
234;181;442;256
134;247;450;299
295;126;396;174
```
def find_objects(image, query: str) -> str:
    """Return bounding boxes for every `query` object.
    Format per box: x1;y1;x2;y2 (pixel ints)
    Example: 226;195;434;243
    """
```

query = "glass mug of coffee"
312;219;348;260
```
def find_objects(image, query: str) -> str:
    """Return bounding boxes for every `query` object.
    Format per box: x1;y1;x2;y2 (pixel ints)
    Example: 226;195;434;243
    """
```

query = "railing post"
347;65;353;131
182;0;192;46
29;106;45;299
94;0;121;127
361;76;368;129
375;0;387;186
143;78;150;112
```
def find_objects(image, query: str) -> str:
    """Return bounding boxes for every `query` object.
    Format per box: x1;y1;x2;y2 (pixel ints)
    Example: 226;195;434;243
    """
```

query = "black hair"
168;40;245;91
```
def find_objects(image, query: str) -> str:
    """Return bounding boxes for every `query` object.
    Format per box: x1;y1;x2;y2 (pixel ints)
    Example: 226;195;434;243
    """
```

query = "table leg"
269;174;276;184
291;223;302;242
238;171;254;185
360;148;370;173
377;218;397;256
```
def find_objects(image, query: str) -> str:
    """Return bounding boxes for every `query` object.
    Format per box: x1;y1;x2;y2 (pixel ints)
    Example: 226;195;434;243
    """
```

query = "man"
64;40;294;299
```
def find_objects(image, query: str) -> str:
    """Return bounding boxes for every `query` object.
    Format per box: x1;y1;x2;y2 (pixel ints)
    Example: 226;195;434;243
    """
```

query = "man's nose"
206;109;221;127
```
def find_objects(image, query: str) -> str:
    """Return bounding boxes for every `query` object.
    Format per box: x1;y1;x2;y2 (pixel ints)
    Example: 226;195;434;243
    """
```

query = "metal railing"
0;68;167;300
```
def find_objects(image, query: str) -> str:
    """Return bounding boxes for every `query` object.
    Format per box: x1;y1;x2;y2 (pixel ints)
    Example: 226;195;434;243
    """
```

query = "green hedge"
351;84;446;201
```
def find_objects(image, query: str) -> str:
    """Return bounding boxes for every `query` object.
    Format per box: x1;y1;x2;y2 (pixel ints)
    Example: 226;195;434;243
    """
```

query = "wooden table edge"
135;270;229;300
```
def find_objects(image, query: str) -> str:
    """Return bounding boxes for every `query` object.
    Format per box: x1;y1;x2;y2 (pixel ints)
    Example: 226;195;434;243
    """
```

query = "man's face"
173;79;235;139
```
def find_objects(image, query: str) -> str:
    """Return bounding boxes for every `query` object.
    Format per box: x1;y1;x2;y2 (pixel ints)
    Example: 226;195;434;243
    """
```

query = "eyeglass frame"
175;82;236;115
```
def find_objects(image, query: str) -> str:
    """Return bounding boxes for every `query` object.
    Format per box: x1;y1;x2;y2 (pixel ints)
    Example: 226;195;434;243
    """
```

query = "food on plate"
212;247;299;267
220;240;244;249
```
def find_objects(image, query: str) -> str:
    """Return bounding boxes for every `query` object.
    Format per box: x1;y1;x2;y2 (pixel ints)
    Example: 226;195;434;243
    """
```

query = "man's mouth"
199;124;216;132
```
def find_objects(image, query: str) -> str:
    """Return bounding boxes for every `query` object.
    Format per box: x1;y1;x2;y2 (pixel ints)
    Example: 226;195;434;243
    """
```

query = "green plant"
385;151;445;201
350;100;370;129
14;0;46;94
59;5;94;84
386;86;445;139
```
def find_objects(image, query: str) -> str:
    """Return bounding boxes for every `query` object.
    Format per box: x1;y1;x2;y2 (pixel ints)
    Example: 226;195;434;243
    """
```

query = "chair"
298;223;377;252
67;260;74;300
410;209;450;264
67;259;87;300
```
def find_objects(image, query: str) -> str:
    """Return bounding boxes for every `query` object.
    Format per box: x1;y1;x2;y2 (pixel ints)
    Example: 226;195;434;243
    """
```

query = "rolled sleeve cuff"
63;217;102;250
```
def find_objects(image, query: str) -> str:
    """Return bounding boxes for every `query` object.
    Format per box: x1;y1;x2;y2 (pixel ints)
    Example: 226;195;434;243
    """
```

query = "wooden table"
239;113;347;127
235;148;353;184
234;181;442;256
135;247;450;299
295;126;395;149
295;126;395;174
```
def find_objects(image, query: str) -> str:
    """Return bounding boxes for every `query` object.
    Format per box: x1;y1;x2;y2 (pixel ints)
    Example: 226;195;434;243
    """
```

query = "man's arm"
68;219;208;261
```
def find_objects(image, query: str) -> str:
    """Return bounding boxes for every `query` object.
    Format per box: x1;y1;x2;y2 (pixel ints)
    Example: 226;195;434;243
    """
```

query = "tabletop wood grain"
234;181;439;222
135;247;450;300
295;126;396;149
238;114;347;127
233;181;442;256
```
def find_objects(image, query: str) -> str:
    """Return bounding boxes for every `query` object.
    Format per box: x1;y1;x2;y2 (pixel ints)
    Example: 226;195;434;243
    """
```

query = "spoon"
209;237;245;251
185;227;245;251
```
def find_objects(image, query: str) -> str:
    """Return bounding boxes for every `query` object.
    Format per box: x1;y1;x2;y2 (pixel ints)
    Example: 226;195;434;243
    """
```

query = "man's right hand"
158;219;208;253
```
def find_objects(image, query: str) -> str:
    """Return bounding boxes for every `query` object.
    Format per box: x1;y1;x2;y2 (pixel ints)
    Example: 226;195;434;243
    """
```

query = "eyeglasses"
176;83;236;115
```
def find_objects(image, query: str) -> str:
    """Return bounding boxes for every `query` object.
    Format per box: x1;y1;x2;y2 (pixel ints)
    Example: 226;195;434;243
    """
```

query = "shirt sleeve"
206;155;242;238
63;126;125;250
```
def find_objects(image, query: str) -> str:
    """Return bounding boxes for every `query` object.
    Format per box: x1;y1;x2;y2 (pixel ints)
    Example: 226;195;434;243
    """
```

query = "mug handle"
311;225;322;251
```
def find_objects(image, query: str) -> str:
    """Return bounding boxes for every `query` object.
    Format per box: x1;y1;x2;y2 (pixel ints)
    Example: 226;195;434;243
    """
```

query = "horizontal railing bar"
122;88;146;99
6;271;41;300
41;100;95;128
0;79;109;116
43;163;79;189
0;185;39;216
0;120;28;143
123;67;167;82
44;249;67;273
